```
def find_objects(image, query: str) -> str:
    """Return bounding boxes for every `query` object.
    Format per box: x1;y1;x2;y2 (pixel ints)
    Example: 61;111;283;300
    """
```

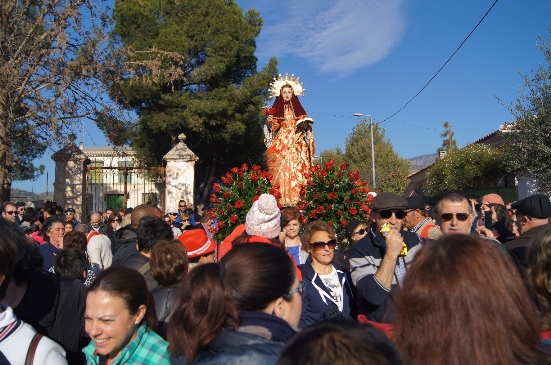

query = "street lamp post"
353;113;376;190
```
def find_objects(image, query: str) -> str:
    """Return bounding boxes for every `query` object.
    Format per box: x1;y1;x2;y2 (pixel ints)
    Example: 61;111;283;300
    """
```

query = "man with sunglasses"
505;194;551;270
404;195;442;240
433;190;484;236
64;207;81;227
349;192;421;324
1;202;18;223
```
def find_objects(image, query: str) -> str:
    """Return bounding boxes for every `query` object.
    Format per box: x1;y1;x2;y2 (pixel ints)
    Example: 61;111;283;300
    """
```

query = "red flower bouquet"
298;159;371;250
209;163;276;241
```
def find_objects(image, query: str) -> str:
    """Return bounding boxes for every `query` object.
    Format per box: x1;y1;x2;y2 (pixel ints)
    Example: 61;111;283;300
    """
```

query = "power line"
378;0;501;124
308;111;439;131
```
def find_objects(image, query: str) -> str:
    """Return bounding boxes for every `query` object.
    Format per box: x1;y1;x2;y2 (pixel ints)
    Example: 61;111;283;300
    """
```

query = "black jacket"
120;252;157;290
112;226;138;265
151;285;180;339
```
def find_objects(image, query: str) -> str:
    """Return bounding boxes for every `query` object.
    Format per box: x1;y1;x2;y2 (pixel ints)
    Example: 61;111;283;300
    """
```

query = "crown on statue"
269;73;305;98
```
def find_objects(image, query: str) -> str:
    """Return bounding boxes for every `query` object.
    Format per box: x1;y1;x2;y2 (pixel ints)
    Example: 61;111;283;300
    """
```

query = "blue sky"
13;0;551;193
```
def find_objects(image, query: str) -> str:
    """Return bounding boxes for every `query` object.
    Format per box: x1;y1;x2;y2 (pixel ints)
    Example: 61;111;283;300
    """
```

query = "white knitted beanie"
245;194;281;238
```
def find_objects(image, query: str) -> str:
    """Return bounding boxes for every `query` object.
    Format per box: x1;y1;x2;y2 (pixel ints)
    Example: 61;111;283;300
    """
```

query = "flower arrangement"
297;159;372;250
209;163;279;242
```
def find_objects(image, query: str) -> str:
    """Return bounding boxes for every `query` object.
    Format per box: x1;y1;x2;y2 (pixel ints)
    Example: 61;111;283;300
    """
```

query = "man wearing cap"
404;196;442;240
166;207;182;238
349;192;422;323
505;194;551;270
64;207;81;227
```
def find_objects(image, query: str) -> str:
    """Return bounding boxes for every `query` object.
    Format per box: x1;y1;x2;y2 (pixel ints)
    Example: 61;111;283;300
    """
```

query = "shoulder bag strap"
25;333;43;365
138;261;150;275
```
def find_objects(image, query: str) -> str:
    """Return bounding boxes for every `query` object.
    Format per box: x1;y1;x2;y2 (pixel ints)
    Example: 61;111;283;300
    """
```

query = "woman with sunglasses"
168;243;302;364
298;220;356;328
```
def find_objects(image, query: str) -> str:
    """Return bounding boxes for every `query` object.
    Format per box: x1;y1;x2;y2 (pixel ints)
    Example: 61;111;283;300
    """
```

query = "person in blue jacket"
298;220;357;328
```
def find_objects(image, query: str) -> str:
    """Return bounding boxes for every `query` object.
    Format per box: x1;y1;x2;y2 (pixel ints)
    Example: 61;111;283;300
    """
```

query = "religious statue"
265;74;315;207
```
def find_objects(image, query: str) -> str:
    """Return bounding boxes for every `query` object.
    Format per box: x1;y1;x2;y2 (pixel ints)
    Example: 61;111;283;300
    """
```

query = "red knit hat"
178;229;216;258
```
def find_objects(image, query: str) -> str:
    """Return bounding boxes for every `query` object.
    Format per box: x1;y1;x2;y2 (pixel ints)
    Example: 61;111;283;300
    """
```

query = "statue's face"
281;86;293;102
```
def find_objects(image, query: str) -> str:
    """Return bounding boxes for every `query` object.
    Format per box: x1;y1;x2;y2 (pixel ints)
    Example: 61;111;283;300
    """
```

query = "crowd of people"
1;189;551;364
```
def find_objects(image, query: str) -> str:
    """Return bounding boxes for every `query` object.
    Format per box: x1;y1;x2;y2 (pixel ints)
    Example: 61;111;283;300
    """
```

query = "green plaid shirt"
83;324;169;365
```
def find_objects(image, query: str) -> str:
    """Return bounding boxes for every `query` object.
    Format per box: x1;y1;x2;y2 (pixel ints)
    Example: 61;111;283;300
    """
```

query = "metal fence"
84;166;165;219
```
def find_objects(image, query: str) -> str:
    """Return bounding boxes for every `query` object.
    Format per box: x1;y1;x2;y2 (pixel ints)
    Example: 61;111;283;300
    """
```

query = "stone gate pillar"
163;133;198;210
51;135;90;222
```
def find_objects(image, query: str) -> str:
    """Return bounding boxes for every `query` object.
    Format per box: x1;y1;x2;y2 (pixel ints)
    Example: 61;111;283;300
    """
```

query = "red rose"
274;192;282;199
327;204;333;210
328;192;338;200
362;205;369;213
263;107;275;115
227;204;232;211
329;180;335;185
235;200;244;209
238;172;244;178
316;206;324;214
230;215;237;224
251;174;259;182
337;210;343;216
337;171;342;178
252;164;261;171
310;166;316;172
321;170;327;176
240;163;248;171
299;188;306;196
340;162;346;170
351;188;358;194
341;220;347;227
314;193;320;199
349;207;358;215
328;221;334;227
223;192;230;198
310;210;317;218
218;221;224;228
361;187;369;194
231;167;239;174
238;181;244;188
252;195;260;202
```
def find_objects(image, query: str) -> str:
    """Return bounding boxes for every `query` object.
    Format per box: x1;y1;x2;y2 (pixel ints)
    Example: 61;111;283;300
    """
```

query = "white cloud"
255;0;406;77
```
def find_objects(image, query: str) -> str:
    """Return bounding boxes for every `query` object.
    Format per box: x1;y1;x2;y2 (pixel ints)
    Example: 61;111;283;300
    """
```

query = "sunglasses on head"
440;212;470;222
376;210;406;219
309;239;337;251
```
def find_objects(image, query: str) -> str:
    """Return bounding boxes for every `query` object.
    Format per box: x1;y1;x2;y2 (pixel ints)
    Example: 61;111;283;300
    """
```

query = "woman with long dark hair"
168;243;303;364
394;234;550;365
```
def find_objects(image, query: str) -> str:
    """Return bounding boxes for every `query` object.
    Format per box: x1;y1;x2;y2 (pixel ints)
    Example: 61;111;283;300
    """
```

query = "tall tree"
437;121;458;154
425;144;507;196
344;119;410;194
0;0;113;202
504;30;551;193
104;0;277;204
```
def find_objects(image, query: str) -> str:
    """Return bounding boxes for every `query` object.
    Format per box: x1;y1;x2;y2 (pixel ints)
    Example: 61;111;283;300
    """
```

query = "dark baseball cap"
511;194;551;219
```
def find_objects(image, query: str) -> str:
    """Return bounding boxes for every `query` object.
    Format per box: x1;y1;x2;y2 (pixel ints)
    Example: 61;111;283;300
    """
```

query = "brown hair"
526;225;551;331
282;207;302;226
301;220;335;252
150;240;189;287
277;319;403;365
88;266;158;330
63;230;88;252
394;234;549;365
168;243;296;361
